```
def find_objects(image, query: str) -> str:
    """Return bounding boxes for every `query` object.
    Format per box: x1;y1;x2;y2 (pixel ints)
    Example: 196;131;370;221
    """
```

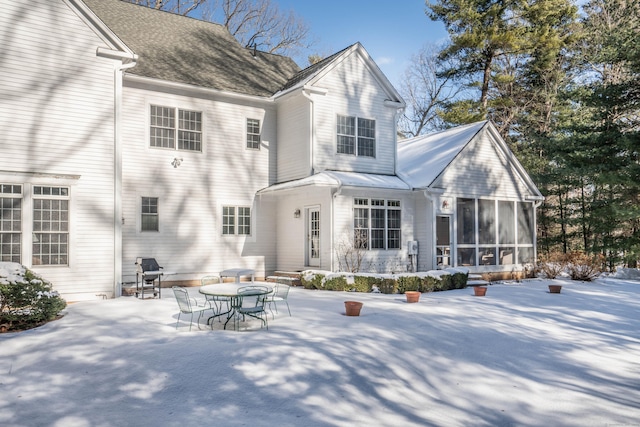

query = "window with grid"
337;115;375;157
141;197;159;232
0;184;22;263
222;206;251;235
246;118;261;150
32;186;69;266
150;105;201;151
354;199;400;250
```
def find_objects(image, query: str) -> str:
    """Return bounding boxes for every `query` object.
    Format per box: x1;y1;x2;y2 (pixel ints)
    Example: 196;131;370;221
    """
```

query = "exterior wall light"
294;209;301;218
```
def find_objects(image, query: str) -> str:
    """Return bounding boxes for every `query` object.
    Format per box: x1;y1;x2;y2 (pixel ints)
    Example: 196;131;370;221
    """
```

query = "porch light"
294;209;301;218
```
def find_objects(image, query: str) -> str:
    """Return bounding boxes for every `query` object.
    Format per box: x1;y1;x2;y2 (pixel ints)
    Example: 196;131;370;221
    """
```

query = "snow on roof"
397;121;487;189
258;170;410;194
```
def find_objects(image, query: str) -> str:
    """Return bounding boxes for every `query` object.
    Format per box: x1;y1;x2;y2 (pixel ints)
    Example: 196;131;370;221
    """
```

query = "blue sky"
276;0;449;88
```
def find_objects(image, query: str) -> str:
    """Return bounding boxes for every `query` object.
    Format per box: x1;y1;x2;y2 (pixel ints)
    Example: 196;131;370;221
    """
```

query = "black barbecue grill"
135;257;163;299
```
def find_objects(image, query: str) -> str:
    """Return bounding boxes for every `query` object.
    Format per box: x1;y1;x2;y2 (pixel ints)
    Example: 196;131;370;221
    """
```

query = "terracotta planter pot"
405;291;421;303
473;286;487;296
344;301;363;316
548;284;562;293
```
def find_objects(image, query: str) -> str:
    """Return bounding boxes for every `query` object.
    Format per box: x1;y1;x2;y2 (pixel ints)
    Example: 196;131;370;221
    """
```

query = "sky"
1;271;639;426
275;0;449;89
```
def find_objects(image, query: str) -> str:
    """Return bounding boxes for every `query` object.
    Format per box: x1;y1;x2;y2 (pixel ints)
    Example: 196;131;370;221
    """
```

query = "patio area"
1;277;639;426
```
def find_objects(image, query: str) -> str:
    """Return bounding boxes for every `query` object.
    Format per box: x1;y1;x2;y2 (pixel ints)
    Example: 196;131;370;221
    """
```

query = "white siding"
271;189;334;272
311;54;397;175
332;189;415;273
275;95;311;182
0;0;119;300
434;129;532;199
120;83;277;281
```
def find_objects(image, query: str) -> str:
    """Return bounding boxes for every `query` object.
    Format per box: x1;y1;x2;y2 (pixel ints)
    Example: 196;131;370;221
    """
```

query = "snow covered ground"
1;277;639;427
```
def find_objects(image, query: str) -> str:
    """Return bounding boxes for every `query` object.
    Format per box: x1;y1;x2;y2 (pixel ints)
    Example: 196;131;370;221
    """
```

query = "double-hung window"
246;118;261;150
337;115;375;157
353;198;401;250
141;197;159;232
0;184;22;263
222;206;251;236
32;186;69;265
150;105;202;151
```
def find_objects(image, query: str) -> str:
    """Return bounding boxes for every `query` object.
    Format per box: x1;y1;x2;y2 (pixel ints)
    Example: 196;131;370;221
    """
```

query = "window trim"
353;198;401;250
141;196;159;232
149;104;203;152
32;185;70;266
0;184;23;263
337;115;376;158
222;205;252;236
246;118;261;150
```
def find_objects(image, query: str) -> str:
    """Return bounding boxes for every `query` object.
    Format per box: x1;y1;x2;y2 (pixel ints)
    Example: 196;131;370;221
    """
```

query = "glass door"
307;208;320;267
436;215;451;268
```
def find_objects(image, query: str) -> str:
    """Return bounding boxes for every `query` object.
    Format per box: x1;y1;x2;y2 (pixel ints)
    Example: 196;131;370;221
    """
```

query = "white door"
307;207;320;267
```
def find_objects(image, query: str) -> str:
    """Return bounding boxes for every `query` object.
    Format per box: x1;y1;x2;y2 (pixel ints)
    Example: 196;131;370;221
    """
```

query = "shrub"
451;272;468;289
378;278;397;294
421;276;439;292
537;252;567;279
397;275;421;293
352;276;374;293
0;263;66;332
565;251;605;281
301;271;324;289
323;275;349;291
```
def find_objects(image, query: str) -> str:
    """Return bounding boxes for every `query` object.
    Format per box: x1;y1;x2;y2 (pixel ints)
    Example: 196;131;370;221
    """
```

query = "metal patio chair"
172;286;213;331
233;285;270;331
264;281;291;319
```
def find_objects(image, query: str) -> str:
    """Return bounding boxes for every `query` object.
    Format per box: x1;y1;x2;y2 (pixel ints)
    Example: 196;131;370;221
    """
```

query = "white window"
32;186;69;266
141;197;159;232
353;198;400;250
337;115;375;157
246;118;261;150
150;105;202;151
223;206;251;235
0;184;22;263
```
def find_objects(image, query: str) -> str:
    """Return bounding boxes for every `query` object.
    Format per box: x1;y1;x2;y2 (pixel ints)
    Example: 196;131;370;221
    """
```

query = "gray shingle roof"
82;0;301;97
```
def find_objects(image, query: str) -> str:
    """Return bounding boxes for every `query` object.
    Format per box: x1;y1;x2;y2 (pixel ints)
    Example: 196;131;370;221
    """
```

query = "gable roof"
275;43;404;105
81;0;300;97
397;121;488;189
397;121;543;198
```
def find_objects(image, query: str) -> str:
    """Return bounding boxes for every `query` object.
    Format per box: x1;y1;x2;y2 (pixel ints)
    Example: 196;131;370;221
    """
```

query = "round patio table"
199;283;272;330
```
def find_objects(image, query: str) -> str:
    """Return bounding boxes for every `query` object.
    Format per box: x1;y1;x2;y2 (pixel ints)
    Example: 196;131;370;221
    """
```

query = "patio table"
199;283;272;330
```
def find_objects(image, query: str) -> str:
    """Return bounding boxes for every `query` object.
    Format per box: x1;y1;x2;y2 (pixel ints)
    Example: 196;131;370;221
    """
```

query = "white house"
0;0;543;301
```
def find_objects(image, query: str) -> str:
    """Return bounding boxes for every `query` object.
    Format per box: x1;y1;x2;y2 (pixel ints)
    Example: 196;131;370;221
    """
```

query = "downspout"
331;184;343;272
301;88;315;176
95;47;137;297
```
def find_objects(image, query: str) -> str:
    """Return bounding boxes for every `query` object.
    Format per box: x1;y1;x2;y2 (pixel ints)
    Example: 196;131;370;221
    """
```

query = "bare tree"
398;44;464;138
125;0;312;57
126;0;206;15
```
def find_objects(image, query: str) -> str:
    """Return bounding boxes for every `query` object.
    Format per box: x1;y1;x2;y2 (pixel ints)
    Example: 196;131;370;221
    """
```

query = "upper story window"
32;186;69;266
0;184;22;263
150;105;202;152
246;118;261;150
337;115;376;157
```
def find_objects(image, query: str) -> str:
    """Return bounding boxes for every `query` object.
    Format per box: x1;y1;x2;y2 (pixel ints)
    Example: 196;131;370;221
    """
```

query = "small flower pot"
548;284;562;293
473;286;487;296
344;301;363;316
405;291;421;303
